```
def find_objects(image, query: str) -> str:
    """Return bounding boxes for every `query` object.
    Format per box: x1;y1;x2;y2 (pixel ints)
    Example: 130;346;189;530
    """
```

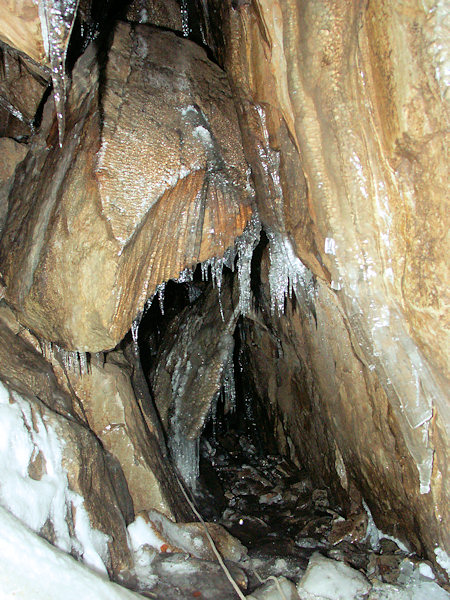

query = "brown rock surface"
0;1;46;65
240;247;449;565
209;0;449;568
0;22;253;351
0;43;49;137
0;138;28;233
149;273;239;487
64;350;189;520
125;0;182;30
0;304;134;576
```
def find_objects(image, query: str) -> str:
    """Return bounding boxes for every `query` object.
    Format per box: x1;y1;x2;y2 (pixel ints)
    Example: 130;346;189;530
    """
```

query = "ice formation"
425;0;450;98
267;229;315;316
297;552;371;600
221;357;237;415
362;500;410;554
180;0;190;37
435;547;450;578
0;380;110;575
41;342;90;376
39;0;80;146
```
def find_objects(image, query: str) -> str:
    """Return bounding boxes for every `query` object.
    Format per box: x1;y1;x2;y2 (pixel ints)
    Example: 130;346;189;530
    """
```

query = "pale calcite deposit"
0;0;46;64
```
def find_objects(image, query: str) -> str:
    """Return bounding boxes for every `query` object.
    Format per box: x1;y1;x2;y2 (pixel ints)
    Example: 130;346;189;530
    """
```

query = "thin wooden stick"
254;570;288;600
176;478;247;600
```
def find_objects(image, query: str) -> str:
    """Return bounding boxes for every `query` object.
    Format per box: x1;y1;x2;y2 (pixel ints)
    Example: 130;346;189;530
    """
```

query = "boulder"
296;552;371;600
64;351;189;520
0;305;134;576
0;22;253;351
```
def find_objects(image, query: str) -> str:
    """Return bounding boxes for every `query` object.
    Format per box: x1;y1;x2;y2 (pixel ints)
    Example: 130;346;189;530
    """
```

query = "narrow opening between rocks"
131;238;419;594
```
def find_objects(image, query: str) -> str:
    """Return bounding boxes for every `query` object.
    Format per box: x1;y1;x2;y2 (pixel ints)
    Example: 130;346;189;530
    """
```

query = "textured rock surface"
0;138;28;233
209;0;449;569
49;345;193;522
240;247;449;565
0;1;46;64
0;305;134;577
0;22;253;351
125;0;182;30
0;43;49;137
149;273;239;487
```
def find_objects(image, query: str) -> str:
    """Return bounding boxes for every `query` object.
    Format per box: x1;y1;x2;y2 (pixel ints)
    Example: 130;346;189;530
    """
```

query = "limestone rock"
0;379;133;577
0;1;46;64
149;272;240;487
0;43;49;137
212;0;449;569
149;553;248;600
0;22;253;351
0;138;28;233
128;509;247;562
125;0;182;30
240;246;448;567
296;552;371;600
67;352;184;520
247;576;300;600
0;305;134;576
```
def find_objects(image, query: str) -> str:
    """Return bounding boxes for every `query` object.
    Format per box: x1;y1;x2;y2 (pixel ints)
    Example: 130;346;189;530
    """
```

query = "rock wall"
204;0;449;570
0;0;448;580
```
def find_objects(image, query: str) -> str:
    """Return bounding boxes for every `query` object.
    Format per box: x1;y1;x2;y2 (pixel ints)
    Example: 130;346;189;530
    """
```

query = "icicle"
200;257;224;318
180;0;190;37
236;213;261;316
39;0;80;146
201;261;210;282
78;352;88;376
156;282;166;315
267;229;315;315
55;347;79;373
41;341;53;359
176;267;194;283
187;283;202;303
131;315;141;346
222;359;236;415
170;434;199;492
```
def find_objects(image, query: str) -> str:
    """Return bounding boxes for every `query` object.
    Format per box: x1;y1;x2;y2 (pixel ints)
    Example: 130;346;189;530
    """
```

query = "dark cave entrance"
131;236;343;563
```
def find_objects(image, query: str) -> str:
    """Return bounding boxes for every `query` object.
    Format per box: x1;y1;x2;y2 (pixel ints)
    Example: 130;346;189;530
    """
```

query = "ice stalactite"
41;341;90;376
180;0;190;37
199;212;261;317
168;357;200;491
267;229;316;316
221;357;236;415
156;283;166;315
38;0;80;146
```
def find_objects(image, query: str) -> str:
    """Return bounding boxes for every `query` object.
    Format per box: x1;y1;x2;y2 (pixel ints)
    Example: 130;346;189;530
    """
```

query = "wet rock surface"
0;307;134;577
216;0;449;568
0;21;253;351
193;428;447;598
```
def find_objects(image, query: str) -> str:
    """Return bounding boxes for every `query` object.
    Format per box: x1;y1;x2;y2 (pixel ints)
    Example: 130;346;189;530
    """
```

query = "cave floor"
194;428;427;596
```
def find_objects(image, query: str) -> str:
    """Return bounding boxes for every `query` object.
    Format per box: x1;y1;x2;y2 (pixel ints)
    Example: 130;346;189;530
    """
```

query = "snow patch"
0;380;110;575
435;547;450;578
297;552;371;600
0;504;138;599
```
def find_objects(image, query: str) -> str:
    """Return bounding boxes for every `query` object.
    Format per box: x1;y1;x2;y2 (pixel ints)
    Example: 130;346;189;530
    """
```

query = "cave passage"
132;239;417;593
